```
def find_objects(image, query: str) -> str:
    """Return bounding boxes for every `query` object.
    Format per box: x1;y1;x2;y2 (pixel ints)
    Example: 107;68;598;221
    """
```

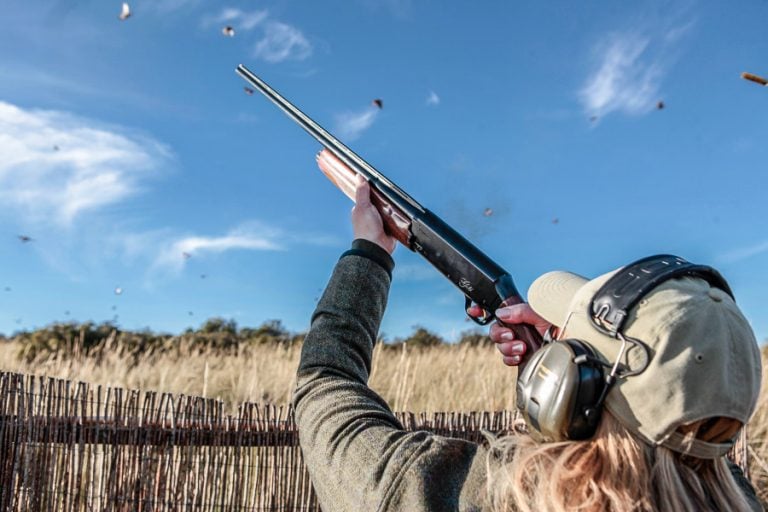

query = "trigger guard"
465;298;494;325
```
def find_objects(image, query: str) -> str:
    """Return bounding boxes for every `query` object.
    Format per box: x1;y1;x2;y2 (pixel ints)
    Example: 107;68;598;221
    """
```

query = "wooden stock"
316;150;413;247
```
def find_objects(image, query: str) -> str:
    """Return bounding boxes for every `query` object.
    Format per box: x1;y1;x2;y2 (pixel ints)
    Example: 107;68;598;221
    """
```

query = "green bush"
5;319;498;361
394;326;444;349
457;330;493;347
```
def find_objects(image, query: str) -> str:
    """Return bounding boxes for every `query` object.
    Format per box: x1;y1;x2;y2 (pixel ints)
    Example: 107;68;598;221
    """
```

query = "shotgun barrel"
236;64;543;353
235;65;423;218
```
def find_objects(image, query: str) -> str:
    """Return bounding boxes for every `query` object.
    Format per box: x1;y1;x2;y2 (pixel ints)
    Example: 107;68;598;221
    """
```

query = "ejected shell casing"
742;72;768;86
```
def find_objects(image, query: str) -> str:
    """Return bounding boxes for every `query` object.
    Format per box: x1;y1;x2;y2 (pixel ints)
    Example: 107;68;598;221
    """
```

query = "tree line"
5;319;764;364
0;318;494;363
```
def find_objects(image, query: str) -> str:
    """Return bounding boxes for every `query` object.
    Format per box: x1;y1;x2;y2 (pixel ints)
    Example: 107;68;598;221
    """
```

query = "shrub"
457;329;493;347
395;326;444;349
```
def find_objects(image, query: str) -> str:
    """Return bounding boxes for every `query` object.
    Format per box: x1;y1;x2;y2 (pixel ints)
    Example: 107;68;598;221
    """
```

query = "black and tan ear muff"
516;331;607;442
516;254;735;443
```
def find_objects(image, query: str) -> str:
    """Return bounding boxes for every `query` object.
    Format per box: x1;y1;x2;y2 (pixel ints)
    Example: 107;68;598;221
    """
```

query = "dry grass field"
1;337;766;502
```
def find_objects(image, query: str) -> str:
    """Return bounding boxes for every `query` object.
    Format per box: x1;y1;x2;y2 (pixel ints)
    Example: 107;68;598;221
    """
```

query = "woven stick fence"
0;371;750;511
0;372;522;511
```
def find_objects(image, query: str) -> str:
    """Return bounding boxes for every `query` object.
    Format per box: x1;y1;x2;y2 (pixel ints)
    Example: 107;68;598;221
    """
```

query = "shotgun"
236;64;542;351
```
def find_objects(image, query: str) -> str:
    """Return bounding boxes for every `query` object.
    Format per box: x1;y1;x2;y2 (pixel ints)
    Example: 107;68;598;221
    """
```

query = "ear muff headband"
590;254;733;336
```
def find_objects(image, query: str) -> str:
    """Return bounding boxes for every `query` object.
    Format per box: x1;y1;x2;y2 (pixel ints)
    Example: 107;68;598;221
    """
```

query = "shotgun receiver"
236;64;542;351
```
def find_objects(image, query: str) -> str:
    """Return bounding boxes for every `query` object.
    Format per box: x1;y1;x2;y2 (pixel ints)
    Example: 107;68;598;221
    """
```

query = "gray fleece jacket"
293;240;763;512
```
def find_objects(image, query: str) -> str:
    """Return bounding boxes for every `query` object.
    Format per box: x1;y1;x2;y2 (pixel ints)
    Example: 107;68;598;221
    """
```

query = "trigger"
465;298;493;325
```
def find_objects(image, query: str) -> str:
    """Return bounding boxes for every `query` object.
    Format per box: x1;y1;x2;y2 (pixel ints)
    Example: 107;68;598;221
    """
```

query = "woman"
293;176;764;511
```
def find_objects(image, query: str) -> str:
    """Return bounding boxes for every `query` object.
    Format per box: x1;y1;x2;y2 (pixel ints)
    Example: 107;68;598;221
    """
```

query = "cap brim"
527;271;588;326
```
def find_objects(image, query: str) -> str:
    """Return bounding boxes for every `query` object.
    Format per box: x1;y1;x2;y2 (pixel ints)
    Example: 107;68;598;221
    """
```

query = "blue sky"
1;0;767;343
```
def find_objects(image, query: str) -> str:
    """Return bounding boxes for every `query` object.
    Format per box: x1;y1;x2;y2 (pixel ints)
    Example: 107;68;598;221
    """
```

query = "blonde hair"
486;413;753;512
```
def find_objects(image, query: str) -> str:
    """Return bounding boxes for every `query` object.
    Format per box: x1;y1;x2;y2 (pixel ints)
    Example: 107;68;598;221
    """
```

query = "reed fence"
0;372;527;511
0;371;751;511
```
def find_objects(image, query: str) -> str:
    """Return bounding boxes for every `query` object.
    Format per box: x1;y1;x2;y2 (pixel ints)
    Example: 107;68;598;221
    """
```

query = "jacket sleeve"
292;240;488;512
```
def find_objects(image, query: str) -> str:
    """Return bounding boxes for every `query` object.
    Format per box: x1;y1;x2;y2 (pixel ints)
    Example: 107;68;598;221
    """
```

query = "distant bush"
6;319;499;363
240;320;297;346
201;317;238;335
8;318;316;363
457;330;493;347
393;326;444;349
11;322;173;363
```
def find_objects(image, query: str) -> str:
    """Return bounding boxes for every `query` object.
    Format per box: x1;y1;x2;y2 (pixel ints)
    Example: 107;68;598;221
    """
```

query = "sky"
1;0;767;343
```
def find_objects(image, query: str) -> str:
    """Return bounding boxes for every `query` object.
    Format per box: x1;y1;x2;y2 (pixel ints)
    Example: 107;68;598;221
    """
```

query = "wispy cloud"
152;222;284;274
202;8;267;31
579;24;691;119
0;101;170;226
333;108;379;140
717;240;768;264
426;90;440;106
202;8;312;63
253;21;312;63
145;221;339;276
579;34;659;117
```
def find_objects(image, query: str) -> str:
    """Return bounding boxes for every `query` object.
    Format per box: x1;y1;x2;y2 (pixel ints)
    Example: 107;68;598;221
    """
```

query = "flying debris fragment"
182;252;192;259
656;100;665;110
244;86;255;95
222;26;235;37
18;235;32;243
118;2;131;20
742;72;768;86
589;116;598;123
372;99;383;109
552;217;559;225
483;208;493;217
114;287;123;295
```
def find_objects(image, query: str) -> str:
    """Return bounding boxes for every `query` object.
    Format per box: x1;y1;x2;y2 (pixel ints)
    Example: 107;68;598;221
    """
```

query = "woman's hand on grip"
468;303;551;366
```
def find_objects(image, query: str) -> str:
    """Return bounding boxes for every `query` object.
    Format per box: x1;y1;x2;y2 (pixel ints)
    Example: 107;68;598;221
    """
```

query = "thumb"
354;174;371;207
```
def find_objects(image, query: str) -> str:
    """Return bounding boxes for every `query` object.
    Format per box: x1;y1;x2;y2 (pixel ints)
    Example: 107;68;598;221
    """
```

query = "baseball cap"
527;263;763;459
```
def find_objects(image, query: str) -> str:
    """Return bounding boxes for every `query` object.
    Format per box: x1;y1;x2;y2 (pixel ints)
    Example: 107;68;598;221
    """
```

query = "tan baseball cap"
527;265;763;458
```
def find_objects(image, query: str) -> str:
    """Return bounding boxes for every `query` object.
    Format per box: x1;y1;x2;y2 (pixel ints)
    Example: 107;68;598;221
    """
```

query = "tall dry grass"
0;339;517;413
0;339;765;502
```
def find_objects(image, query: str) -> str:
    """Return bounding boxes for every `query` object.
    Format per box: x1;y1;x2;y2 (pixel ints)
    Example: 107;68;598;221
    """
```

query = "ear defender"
516;338;606;442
